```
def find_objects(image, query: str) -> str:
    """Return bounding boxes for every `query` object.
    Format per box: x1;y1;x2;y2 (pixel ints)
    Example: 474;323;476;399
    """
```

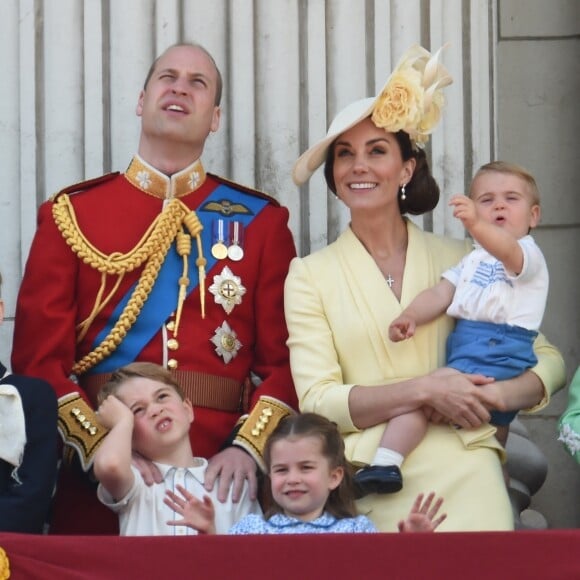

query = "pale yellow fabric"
284;221;564;531
354;424;509;532
521;331;566;413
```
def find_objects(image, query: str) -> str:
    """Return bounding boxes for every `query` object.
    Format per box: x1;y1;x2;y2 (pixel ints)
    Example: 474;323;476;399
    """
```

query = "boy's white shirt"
97;458;262;535
0;369;27;473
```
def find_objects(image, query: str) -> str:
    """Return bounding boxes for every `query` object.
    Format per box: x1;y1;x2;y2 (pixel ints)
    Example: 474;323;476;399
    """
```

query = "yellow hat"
293;44;453;186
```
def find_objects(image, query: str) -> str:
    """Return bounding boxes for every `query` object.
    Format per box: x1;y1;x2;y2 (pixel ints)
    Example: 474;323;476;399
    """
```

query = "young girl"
164;413;446;534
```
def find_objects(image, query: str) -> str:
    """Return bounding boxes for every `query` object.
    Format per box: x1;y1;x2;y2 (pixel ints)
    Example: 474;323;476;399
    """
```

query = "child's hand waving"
398;492;447;533
165;484;216;534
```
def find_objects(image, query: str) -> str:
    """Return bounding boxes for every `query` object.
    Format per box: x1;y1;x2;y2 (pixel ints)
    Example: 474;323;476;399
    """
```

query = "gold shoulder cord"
52;194;206;375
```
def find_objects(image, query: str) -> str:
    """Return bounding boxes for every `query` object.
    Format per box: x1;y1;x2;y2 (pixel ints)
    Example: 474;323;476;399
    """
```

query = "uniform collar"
124;154;207;199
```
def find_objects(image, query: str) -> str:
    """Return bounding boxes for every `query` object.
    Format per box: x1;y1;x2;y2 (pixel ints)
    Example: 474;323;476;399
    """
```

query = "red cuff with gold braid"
57;393;109;471
234;396;295;472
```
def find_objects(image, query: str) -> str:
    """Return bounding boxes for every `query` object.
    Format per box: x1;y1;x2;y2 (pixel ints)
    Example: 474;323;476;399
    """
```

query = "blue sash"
88;184;269;374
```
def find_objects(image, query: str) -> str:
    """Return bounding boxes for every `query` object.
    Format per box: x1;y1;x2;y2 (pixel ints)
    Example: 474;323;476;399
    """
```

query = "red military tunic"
12;156;298;533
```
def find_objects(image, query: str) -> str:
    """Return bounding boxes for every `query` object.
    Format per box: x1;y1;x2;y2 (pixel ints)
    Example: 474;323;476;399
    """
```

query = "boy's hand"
96;395;133;430
165;484;216;534
449;194;478;231
389;315;416;341
398;492;447;533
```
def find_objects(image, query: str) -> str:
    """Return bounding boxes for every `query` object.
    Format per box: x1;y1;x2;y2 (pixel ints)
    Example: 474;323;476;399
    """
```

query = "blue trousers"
446;319;538;426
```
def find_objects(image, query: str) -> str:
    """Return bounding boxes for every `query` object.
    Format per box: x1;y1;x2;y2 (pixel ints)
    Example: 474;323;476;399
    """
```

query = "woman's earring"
400;183;407;201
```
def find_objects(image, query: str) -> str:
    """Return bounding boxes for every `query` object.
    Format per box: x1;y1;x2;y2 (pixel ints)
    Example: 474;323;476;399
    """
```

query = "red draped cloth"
1;530;578;579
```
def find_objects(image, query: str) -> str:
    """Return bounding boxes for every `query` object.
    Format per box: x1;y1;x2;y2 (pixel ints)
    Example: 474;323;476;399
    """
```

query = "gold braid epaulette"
52;194;199;375
0;546;10;580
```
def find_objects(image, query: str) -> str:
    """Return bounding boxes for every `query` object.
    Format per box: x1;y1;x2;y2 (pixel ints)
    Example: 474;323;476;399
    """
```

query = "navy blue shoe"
354;465;403;498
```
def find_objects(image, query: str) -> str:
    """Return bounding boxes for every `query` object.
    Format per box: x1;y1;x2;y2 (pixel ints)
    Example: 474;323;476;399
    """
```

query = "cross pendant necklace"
386;274;395;288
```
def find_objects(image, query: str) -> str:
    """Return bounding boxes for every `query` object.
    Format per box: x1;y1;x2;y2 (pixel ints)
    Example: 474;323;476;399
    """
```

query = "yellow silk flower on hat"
371;44;452;147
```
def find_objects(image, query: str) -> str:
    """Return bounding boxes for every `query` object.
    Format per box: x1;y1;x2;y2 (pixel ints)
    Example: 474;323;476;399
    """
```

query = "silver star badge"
210;321;242;364
136;170;152;189
209;266;247;314
189;170;201;189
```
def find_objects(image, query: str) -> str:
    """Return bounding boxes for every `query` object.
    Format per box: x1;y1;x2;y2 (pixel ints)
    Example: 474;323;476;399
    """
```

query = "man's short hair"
143;42;223;106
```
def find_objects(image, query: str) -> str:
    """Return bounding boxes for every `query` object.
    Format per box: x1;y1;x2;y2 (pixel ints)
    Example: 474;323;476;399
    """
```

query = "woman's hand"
350;368;499;431
398;492;447;532
424;368;497;428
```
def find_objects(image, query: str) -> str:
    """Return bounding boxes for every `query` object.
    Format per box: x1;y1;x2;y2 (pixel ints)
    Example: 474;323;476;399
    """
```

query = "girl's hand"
165;484;216;534
398;492;447;533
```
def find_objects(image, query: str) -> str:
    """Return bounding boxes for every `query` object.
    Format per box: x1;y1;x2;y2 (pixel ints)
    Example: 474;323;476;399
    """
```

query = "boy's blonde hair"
97;362;185;404
472;161;540;205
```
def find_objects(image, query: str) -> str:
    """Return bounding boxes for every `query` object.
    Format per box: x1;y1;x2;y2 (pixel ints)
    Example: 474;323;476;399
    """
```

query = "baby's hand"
389;315;416;342
398;492;447;533
449;194;478;230
165;484;216;534
96;395;133;430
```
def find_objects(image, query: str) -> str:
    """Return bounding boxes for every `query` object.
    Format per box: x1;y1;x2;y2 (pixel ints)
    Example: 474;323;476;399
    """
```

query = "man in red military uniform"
12;43;298;534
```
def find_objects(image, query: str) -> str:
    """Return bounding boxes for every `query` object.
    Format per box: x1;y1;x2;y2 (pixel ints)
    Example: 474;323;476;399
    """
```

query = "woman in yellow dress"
284;45;565;531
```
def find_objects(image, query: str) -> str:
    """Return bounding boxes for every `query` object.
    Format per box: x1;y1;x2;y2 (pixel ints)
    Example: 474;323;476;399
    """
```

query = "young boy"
94;362;261;535
0;271;58;532
355;161;549;497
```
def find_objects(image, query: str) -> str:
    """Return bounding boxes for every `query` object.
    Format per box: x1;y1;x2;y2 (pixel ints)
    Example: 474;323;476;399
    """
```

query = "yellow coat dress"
284;221;565;531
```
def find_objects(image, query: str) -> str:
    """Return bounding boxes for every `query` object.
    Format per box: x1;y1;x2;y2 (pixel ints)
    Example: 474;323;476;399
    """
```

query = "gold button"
221;334;236;351
167;358;178;370
167;338;179;350
166;320;176;332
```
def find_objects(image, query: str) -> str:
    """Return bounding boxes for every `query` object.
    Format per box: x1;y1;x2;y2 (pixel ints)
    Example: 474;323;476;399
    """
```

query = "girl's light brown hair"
97;362;185;404
263;413;358;520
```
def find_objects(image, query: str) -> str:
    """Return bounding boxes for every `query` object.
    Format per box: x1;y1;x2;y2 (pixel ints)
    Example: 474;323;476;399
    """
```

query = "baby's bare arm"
450;194;524;273
389;280;455;342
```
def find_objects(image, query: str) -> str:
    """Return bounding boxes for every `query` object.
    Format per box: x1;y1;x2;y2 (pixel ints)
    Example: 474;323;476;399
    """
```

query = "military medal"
211;219;228;260
209;266;247;314
227;221;245;261
211;321;242;364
